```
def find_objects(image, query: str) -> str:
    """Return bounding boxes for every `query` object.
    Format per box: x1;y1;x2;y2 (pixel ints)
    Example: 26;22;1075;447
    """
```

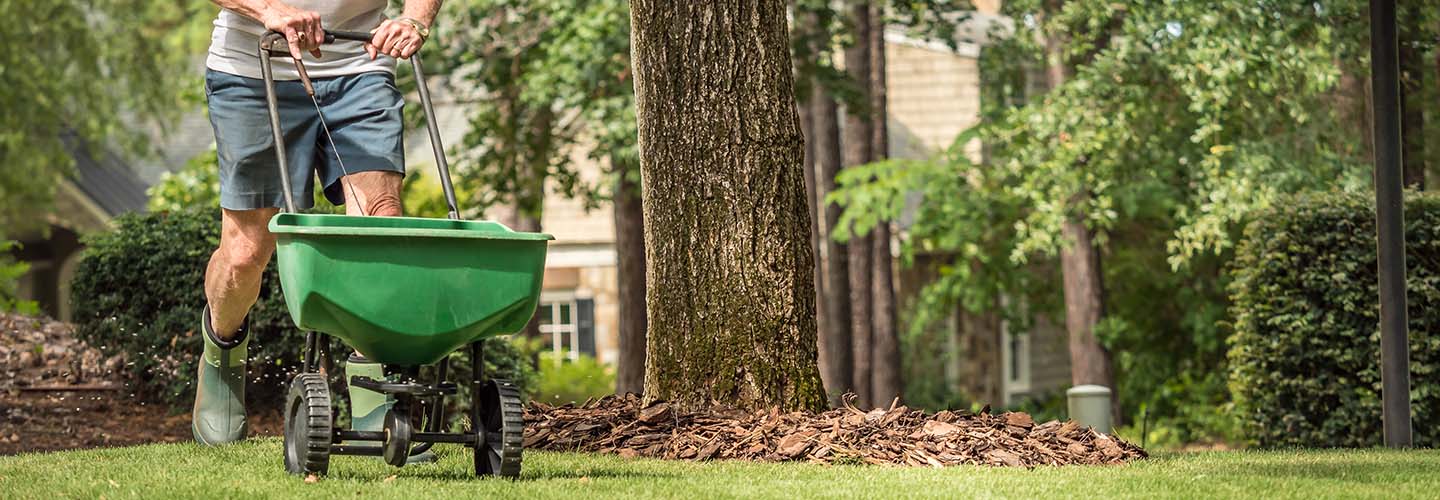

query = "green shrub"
531;353;614;405
70;209;535;412
1229;191;1440;448
1;239;38;314
146;148;220;213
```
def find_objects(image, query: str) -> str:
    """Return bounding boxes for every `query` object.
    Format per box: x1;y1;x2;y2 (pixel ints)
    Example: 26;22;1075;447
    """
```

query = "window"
536;293;594;363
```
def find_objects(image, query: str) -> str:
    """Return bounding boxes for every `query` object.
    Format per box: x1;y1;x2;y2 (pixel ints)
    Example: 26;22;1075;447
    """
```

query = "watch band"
395;17;430;40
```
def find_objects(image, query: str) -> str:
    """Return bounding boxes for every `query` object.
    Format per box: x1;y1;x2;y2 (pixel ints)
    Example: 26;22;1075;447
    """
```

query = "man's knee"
218;208;278;273
344;171;403;216
221;240;274;273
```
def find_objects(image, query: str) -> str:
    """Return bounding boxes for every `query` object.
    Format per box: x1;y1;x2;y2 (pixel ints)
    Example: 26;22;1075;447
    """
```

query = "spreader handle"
257;30;462;219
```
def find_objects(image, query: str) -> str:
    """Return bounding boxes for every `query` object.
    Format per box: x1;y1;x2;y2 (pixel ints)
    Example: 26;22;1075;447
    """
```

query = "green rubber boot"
347;355;436;464
192;305;248;445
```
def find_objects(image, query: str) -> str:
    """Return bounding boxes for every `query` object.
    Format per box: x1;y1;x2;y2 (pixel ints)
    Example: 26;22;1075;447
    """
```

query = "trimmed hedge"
1229;191;1439;448
71;209;535;413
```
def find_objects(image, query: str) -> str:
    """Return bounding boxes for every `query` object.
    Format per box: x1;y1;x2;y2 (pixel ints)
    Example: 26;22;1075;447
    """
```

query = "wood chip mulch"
523;393;1146;467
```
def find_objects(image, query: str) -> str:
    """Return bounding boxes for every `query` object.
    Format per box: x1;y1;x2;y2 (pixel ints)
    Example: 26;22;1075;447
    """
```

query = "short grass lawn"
1;440;1436;499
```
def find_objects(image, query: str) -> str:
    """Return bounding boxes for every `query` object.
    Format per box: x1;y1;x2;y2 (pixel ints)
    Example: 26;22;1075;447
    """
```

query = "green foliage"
427;0;636;218
1228;192;1440;448
0;0;211;232
146;148;460;218
830;0;1418;441
69;209;535;412
531;353;616;406
148;147;221;212
0;239;38;314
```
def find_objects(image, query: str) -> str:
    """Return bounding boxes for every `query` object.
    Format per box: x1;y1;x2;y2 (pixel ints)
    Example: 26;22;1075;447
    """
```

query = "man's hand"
260;4;324;59
367;18;427;60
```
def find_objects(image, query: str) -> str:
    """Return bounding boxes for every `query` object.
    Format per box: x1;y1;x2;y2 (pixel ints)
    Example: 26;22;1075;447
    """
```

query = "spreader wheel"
382;405;413;467
284;373;333;476
474;379;523;478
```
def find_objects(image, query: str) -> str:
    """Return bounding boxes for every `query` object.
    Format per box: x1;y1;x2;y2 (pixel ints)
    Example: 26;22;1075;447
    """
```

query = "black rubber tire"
474;379;523;478
284;373;332;476
382;406;413;467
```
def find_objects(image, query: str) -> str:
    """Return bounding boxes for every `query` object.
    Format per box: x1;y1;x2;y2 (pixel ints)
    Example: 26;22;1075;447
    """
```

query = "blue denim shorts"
204;69;404;210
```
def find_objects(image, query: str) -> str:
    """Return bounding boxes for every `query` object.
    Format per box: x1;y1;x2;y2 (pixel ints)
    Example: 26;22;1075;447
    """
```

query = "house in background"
13;115;214;321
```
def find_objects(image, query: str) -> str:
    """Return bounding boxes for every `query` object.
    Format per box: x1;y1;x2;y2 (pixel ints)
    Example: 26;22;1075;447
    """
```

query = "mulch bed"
524;394;1146;467
0;313;281;455
1;313;121;390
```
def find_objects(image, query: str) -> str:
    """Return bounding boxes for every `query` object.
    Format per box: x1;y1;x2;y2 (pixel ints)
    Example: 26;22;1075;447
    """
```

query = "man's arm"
212;0;324;59
367;0;442;60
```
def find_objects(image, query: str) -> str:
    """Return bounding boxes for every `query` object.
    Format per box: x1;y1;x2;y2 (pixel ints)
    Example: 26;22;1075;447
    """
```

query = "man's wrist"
394;16;430;40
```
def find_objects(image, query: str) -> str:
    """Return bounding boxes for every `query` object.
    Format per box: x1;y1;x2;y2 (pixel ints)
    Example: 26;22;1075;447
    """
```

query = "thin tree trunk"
799;86;828;391
613;161;648;396
1399;29;1425;189
1059;218;1112;388
868;3;901;406
812;33;853;406
843;0;875;408
509;212;544;340
1044;0;1115;398
631;0;827;411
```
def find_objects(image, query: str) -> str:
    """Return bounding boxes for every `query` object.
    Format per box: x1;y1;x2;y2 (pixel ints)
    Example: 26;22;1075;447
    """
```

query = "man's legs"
207;208;281;339
192;208;278;445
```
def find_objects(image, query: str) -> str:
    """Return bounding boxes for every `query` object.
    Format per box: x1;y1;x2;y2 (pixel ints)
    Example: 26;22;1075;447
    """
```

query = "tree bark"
613;161;648;396
1059;218;1112;388
1399;28;1424;190
1044;0;1115;397
803;102;829;373
801;9;853;407
843;0;875;408
868;3;901;406
797;55;827;396
813;71;853;406
631;0;827;411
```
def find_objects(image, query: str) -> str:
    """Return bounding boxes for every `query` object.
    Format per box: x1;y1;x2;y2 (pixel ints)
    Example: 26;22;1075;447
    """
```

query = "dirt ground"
0;312;283;455
0;390;283;456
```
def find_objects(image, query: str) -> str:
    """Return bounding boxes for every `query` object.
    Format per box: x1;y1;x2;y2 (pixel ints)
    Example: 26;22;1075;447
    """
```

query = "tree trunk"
812;39;853;406
613;161;648;396
814;81;854;407
1399;27;1424;190
798;78;828;395
1059;218;1112;388
1044;0;1115;398
843;0;875;408
631;0;827;411
868;3;901;406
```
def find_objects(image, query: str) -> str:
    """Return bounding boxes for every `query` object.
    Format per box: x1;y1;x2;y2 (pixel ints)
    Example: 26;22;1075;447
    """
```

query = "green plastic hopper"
269;213;553;366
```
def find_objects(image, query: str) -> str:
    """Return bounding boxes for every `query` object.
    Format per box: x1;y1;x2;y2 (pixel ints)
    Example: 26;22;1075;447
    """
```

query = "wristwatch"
395;17;430;40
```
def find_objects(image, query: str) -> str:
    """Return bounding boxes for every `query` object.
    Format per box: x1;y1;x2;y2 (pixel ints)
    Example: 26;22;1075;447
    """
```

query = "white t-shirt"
206;0;396;80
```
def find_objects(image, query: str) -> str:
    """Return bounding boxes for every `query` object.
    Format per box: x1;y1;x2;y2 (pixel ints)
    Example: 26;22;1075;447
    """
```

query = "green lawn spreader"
258;30;551;478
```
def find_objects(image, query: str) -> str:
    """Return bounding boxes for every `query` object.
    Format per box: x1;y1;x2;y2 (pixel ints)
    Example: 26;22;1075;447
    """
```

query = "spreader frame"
262;30;529;478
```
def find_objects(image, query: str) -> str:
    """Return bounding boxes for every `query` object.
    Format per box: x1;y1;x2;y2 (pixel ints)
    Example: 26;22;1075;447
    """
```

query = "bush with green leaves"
70;209;535;412
531;352;615;406
1;237;37;314
1229;192;1440;448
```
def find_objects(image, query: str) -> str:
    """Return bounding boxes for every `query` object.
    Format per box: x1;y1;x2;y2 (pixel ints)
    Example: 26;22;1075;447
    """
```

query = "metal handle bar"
258;30;461;219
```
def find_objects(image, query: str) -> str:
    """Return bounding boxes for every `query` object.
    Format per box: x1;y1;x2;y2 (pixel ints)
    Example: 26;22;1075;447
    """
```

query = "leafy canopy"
0;0;209;232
